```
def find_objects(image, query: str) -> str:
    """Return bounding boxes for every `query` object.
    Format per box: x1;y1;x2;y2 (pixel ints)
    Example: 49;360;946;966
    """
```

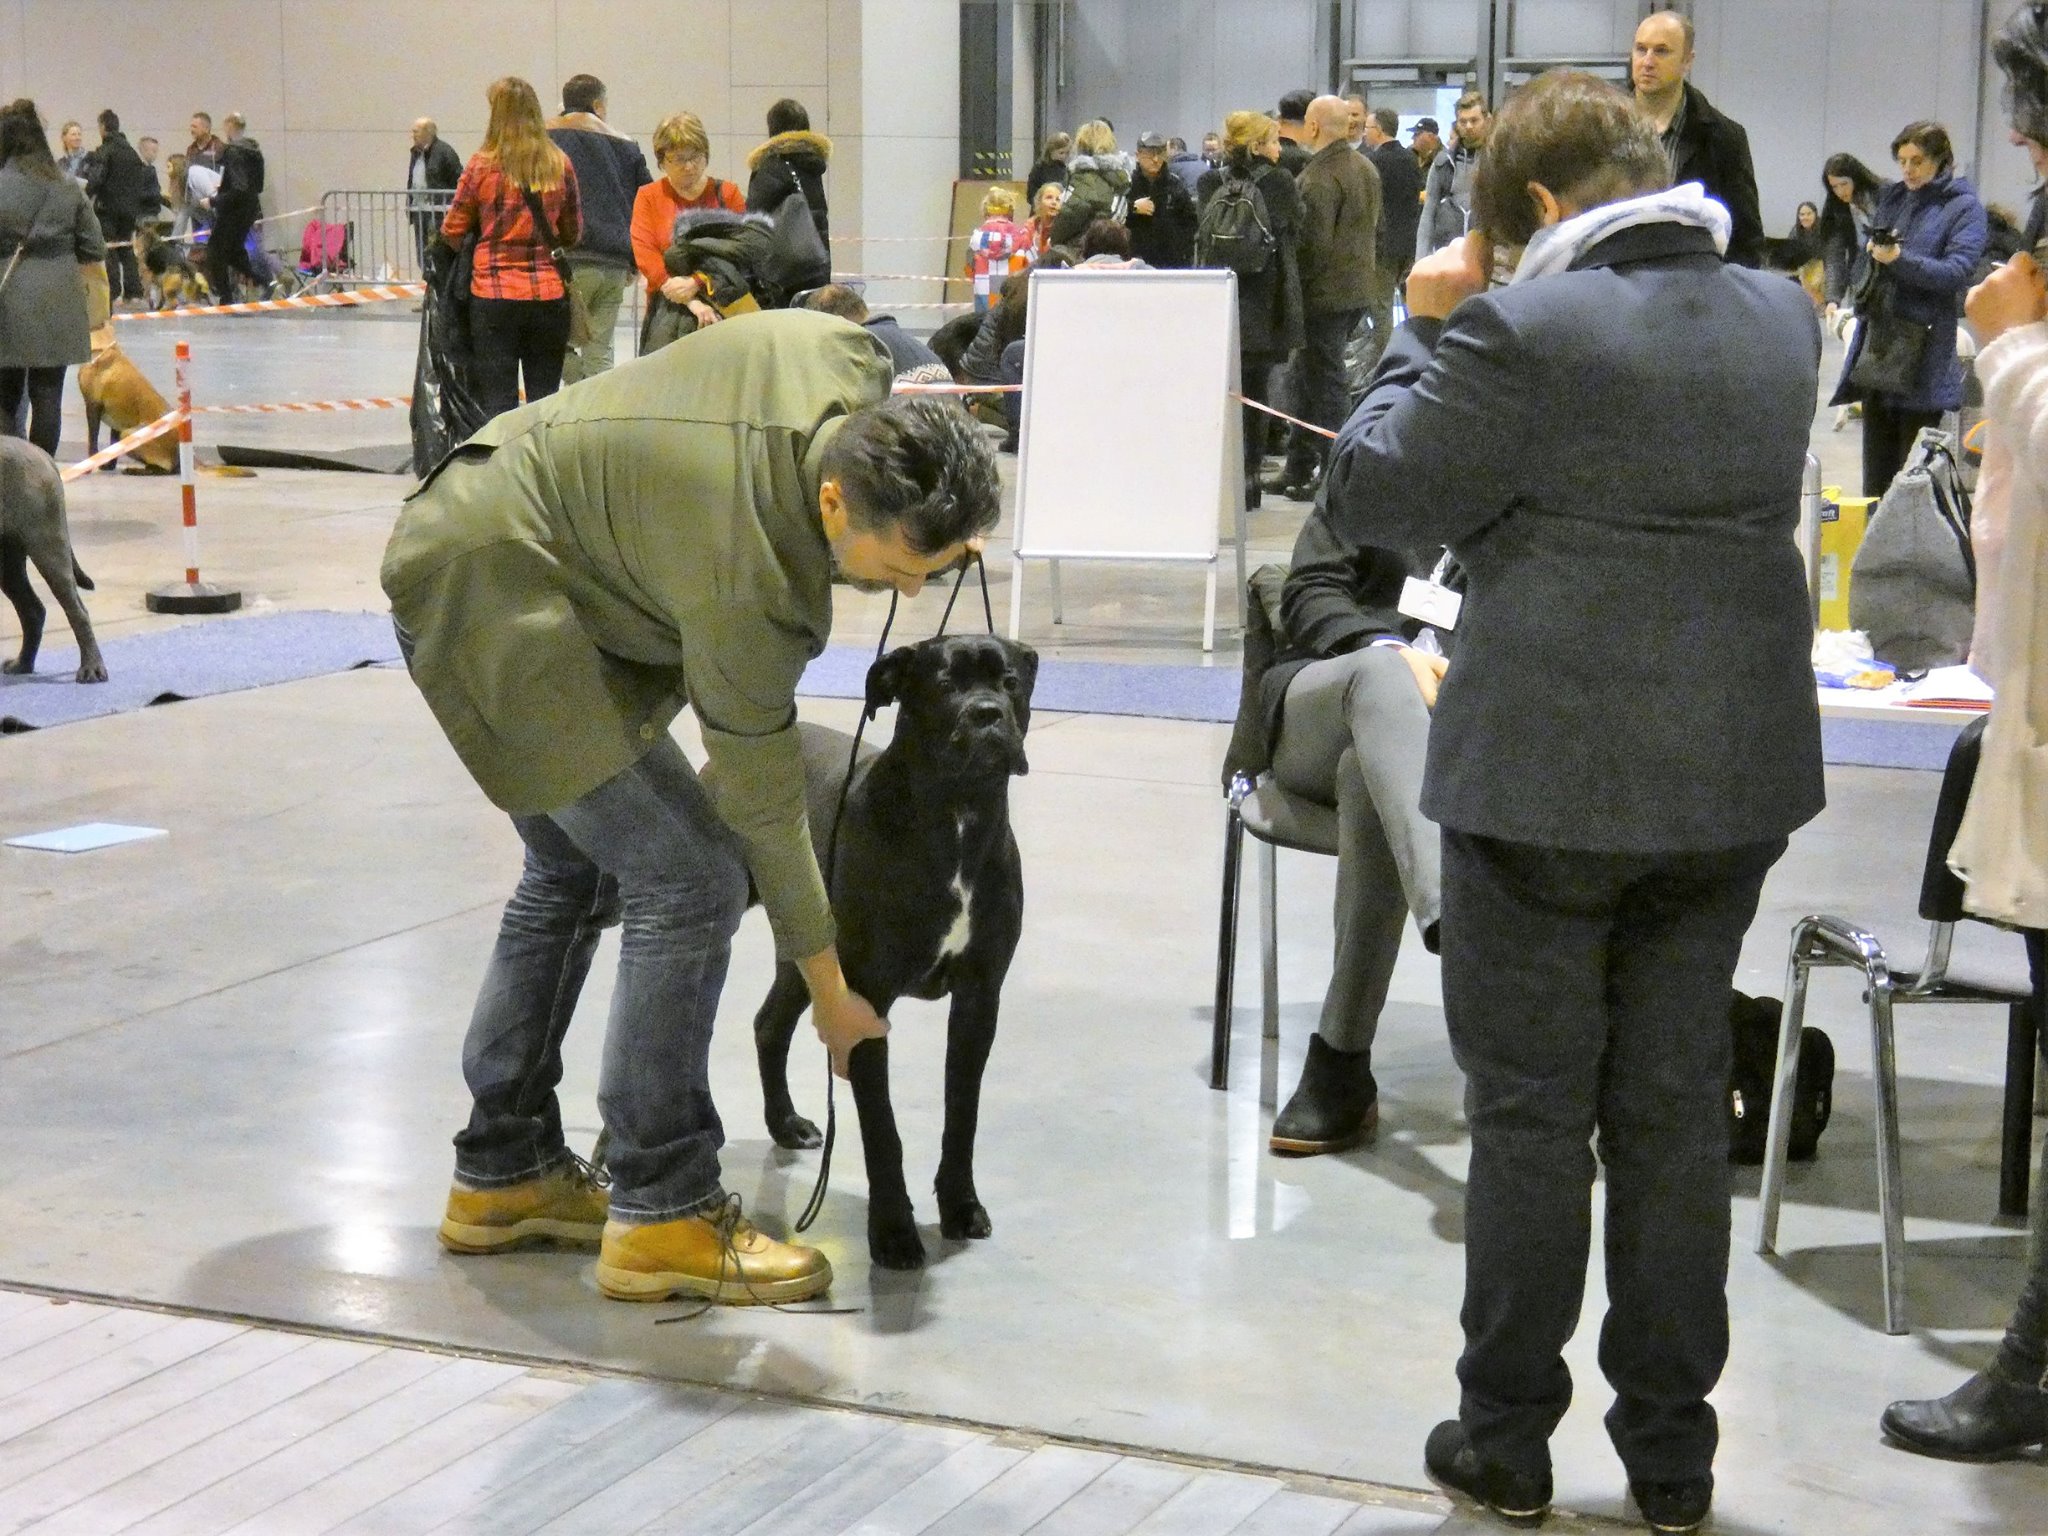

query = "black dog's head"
865;635;1039;780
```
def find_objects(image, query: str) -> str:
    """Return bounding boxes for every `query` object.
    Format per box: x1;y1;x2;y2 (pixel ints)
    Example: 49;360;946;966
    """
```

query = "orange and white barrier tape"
1233;392;1338;441
58;408;185;482
116;282;424;322
191;395;411;416
839;234;971;244
894;382;1021;395
832;272;957;283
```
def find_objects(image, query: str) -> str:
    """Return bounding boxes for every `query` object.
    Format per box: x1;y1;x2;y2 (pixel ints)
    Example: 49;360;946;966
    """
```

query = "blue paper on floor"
5;822;166;853
0;611;400;733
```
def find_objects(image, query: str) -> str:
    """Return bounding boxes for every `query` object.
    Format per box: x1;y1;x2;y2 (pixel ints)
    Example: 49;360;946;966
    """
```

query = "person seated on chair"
1259;502;1447;1155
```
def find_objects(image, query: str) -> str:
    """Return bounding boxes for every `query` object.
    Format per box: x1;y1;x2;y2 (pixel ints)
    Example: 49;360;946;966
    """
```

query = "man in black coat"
205;113;268;302
1126;132;1197;268
1322;71;1821;1533
1633;9;1764;267
88;111;151;304
407;117;464;269
1361;106;1424;375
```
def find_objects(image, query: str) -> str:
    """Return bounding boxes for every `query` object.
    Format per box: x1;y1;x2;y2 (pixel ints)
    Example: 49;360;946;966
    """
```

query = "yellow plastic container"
1816;486;1876;632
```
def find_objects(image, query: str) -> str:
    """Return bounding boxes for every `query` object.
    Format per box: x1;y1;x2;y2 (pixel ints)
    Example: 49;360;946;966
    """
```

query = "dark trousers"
1439;829;1786;1482
1284;306;1364;483
203;196;263;300
0;366;66;456
1998;932;2048;1389
471;296;572;421
1239;346;1285;506
100;217;142;303
1861;399;1942;499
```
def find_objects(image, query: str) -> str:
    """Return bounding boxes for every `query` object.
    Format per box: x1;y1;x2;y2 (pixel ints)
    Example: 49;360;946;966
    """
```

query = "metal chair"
1755;715;2041;1335
1211;768;1342;1089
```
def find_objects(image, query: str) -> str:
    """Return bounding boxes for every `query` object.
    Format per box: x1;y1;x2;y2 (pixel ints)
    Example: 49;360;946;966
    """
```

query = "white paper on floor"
5;823;168;853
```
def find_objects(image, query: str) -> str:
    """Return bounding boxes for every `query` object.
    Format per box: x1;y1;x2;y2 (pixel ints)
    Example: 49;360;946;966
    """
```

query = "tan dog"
76;329;178;474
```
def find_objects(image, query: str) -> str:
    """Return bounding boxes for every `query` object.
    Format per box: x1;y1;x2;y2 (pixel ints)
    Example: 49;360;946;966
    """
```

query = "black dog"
755;633;1038;1270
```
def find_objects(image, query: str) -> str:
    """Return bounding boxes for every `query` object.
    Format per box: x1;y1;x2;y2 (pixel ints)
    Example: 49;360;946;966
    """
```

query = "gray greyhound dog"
1;437;107;683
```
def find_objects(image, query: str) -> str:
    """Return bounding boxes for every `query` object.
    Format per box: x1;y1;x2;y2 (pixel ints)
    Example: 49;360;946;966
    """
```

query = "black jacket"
547;116;649;269
88;131;153;234
1025;158;1070;209
746;129;831;249
1325;221;1825;851
1125;164;1196;268
1369;139;1424;272
409;136;463;194
1277;138;1311;176
1197;157;1304;356
1667;83;1764;267
1258;508;1429;753
219;136;265;206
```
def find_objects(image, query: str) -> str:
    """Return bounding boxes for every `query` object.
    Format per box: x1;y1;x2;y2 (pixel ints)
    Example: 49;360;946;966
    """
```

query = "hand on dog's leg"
754;965;823;1149
849;1036;925;1270
936;980;1000;1241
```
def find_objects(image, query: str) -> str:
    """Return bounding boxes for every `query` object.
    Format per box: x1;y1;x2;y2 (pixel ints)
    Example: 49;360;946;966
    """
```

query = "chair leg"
2001;999;2038;1218
1870;983;1909;1335
1259;839;1280;1042
1211;809;1246;1091
1756;932;1814;1255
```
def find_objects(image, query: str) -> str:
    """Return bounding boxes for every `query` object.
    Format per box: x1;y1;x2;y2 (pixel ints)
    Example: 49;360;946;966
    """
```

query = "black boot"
1880;1371;2048;1461
1424;1420;1551;1528
1629;1475;1713;1532
1270;1035;1378;1155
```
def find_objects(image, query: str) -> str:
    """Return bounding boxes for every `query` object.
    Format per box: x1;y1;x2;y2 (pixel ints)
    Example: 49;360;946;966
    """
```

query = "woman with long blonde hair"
441;75;583;420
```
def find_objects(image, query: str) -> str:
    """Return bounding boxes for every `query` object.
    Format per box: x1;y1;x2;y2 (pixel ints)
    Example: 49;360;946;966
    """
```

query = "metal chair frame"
1210;771;1338;1090
1755;912;2039;1336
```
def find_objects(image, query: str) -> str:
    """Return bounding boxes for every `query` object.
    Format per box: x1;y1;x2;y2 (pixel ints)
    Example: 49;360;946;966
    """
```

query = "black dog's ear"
1002;640;1040;704
864;645;919;720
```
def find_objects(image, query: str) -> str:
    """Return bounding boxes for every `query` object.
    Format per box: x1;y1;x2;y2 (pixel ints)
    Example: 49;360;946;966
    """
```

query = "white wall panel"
732;0;832;88
280;2;553;135
0;1;26;104
554;0;733;137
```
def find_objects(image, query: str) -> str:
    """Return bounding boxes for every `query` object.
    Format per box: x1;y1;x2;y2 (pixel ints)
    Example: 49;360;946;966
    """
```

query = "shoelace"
563;1148;610;1193
653;1193;860;1322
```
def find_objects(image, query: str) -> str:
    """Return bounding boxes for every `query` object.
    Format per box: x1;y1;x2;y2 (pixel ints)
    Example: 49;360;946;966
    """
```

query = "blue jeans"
453;737;750;1223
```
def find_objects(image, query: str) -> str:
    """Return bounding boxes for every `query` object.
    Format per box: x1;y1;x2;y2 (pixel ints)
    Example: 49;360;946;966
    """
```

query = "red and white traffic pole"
146;339;241;615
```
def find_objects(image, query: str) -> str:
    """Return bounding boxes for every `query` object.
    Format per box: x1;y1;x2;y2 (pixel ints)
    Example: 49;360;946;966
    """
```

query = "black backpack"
1196;170;1275;277
1727;992;1834;1165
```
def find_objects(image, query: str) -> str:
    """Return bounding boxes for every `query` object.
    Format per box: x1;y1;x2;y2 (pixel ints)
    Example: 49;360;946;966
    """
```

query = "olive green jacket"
382;308;892;960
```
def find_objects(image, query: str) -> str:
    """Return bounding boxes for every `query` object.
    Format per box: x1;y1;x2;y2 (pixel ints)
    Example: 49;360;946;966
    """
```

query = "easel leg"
1007;556;1025;640
1049;559;1064;625
1203;564;1217;653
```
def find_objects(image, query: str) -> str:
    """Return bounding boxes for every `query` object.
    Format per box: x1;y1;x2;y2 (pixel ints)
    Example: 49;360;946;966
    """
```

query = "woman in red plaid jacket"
441;77;582;420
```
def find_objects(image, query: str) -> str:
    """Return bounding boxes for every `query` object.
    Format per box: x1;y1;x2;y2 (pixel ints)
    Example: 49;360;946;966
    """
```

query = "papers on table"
4;823;167;854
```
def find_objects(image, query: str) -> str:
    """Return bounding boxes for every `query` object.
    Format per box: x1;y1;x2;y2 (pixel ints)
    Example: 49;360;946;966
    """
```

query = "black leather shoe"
1630;1476;1713;1532
1270;1035;1378;1155
1880;1372;2048;1461
1423;1419;1551;1527
1260;468;1318;500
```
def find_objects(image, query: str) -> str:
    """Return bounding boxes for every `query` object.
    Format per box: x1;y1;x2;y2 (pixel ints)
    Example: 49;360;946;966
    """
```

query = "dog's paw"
766;1111;822;1150
76;663;108;684
868;1210;927;1271
938;1199;992;1241
1;658;29;675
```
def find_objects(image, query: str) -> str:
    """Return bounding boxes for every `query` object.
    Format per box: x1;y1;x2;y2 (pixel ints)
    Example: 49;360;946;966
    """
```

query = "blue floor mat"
0;611;1967;773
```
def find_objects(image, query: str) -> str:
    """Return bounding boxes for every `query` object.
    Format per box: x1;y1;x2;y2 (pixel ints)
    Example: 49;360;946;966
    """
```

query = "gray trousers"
1270;645;1441;1054
562;263;629;385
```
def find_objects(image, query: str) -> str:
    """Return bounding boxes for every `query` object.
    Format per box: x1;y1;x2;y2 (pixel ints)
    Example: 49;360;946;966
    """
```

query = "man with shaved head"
1633;8;1763;264
1269;94;1381;499
407;115;462;269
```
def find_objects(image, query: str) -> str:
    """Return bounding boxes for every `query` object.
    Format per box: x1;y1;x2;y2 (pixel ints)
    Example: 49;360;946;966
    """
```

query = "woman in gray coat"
0;101;107;456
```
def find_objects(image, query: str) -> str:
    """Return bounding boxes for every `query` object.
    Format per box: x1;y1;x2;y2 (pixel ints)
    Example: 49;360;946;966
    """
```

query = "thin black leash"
793;552;994;1237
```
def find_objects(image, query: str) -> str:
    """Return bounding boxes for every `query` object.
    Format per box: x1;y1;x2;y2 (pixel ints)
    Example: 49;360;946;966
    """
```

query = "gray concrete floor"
0;316;2042;1534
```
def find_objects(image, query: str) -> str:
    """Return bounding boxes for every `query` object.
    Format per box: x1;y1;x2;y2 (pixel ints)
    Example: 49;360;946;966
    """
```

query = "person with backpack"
1049;120;1132;247
1197;109;1303;510
202;112;267;302
438;77;583;422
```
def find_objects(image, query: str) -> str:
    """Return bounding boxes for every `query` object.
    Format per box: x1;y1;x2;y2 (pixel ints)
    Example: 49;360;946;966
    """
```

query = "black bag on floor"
408;240;488;475
1728;991;1835;1165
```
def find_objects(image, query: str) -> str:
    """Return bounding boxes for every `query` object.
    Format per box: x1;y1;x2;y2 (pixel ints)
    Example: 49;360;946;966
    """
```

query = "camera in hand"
1868;225;1899;246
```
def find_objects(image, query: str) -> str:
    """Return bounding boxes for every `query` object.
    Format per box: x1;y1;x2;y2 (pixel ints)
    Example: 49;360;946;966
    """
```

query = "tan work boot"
438;1155;609;1254
596;1196;833;1305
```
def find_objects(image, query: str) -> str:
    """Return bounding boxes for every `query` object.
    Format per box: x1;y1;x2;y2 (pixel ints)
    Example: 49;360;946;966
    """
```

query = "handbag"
1850;427;1977;670
1847;275;1933;397
519;184;591;347
763;186;830;297
1727;992;1834;1165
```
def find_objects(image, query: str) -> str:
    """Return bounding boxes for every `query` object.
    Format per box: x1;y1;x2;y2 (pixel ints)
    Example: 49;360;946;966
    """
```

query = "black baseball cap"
1412;116;1441;136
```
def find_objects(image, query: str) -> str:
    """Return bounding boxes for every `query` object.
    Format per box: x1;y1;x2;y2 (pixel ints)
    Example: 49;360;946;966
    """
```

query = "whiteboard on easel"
1011;268;1243;564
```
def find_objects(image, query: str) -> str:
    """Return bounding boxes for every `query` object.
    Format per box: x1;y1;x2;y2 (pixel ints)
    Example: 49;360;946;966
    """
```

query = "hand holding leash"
808;970;890;1078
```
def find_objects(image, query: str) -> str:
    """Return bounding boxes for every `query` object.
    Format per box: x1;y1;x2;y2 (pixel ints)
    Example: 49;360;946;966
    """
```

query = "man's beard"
829;542;893;594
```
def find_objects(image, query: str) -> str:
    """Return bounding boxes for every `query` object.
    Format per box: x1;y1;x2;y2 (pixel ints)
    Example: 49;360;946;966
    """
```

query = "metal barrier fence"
301;189;455;292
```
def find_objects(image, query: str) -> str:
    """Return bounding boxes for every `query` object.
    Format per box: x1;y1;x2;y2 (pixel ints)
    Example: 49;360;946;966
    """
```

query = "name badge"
1398;576;1462;631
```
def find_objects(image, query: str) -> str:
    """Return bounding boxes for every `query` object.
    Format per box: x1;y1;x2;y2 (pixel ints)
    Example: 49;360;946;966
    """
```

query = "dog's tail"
72;558;94;592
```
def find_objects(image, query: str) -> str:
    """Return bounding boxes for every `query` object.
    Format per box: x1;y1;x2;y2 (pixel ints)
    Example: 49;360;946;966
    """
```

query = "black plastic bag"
409;243;488;475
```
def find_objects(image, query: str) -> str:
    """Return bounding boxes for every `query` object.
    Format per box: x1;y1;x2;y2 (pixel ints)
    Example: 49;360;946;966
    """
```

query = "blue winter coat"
1833;171;1987;413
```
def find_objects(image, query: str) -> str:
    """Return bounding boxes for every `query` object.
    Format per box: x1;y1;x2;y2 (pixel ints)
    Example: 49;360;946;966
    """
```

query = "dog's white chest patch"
937;814;973;962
